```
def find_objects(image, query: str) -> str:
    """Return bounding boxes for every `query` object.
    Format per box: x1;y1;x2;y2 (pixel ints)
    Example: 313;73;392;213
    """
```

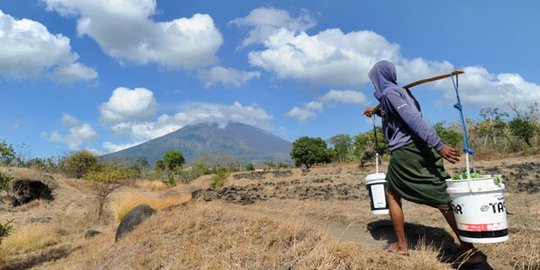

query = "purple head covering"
368;60;398;100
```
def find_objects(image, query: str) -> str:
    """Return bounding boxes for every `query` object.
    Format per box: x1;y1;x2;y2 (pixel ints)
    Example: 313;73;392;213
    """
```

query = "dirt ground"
1;155;539;269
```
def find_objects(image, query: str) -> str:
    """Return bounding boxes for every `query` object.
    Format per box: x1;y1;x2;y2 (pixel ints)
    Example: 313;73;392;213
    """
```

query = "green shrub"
192;160;210;176
210;168;229;190
0;171;11;192
0;172;13;243
0;140;16;166
166;174;176;187
60;151;98;179
0;221;13;245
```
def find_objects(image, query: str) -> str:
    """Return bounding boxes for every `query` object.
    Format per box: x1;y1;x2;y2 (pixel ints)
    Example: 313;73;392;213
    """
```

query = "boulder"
115;204;156;242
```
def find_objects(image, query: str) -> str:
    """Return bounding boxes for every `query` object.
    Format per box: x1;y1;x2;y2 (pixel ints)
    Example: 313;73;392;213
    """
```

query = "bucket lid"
365;173;386;183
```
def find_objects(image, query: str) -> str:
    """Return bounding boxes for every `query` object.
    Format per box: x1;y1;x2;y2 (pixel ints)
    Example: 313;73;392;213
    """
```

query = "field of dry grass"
0;155;539;269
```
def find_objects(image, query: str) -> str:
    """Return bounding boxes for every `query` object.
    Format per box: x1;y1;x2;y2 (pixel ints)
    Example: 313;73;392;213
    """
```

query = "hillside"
1;156;540;269
100;122;293;165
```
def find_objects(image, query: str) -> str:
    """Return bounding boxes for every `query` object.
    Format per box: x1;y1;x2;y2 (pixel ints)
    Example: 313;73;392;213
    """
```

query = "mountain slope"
100;122;292;165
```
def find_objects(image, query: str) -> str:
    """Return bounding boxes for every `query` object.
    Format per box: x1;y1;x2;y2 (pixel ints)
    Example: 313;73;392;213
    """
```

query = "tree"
23;157;58;172
162;150;185;171
353;128;388;158
59;151;98;179
136;157;149;168
0;140;16;166
433;122;463;148
84;164;134;222
509;117;535;147
477;107;508;147
328;134;353;162
154;159;166;171
290;137;331;169
244;163;254;171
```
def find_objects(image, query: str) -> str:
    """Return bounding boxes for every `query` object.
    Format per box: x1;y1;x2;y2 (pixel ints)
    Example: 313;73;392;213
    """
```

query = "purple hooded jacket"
368;60;445;152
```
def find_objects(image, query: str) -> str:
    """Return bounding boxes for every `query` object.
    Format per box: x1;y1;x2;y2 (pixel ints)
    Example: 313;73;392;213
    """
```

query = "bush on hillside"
0;140;16;166
0;171;13;244
21;157;58;173
60;151;98;179
209;167;229;190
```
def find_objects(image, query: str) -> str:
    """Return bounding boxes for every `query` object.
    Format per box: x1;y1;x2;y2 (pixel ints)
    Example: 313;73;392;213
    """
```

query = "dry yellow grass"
53;202;452;270
110;193;191;221
135;180;168;191
0;224;58;255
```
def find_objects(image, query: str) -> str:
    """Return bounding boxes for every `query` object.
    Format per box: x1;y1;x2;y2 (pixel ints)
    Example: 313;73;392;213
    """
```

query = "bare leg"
440;209;483;264
386;191;409;255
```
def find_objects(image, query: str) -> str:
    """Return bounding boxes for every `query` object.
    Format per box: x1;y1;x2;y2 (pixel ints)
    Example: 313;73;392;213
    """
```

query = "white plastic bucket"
446;176;508;243
365;173;389;215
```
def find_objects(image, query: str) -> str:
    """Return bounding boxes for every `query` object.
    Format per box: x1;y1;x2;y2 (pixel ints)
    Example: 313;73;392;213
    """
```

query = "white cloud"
62;113;79;126
86;148;104;156
102;95;273;141
43;0;223;69
231;7;315;47
279;126;287;136
52;63;98;83
197;66;260;87
305;101;323;111
46;115;98;150
287;89;368;121
286;106;316;121
11;120;21;130
247;28;400;86
102;141;143;153
320;89;367;104
100;87;157;123
0;10;97;81
238;7;540;108
449;66;540;107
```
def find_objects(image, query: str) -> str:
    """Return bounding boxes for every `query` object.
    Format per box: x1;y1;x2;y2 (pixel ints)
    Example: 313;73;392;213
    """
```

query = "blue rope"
450;75;475;155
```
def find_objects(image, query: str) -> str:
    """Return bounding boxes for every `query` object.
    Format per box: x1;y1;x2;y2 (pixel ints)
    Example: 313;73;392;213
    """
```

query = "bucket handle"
371;116;382;173
450;74;475;193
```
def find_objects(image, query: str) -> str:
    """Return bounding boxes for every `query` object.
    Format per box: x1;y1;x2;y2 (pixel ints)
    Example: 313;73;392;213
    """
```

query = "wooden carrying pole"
369;70;464;112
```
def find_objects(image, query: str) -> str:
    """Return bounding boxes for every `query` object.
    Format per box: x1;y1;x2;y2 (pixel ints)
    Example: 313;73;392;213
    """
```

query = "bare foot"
457;248;483;266
383;242;409;256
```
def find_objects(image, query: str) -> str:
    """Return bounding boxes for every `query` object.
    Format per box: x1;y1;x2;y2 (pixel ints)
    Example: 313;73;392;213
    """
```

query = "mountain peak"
100;122;292;165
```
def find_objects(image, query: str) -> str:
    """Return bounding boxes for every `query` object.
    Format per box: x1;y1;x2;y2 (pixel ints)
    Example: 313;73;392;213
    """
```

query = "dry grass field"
1;155;539;269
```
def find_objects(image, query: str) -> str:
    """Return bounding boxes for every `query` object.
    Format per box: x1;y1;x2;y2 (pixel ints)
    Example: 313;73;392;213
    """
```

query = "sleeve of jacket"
383;90;445;151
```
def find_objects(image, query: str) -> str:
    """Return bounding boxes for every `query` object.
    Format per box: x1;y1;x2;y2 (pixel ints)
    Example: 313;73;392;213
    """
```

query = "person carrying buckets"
362;60;484;266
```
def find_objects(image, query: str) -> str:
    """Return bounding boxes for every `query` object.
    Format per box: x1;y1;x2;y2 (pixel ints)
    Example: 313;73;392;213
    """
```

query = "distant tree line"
289;104;540;168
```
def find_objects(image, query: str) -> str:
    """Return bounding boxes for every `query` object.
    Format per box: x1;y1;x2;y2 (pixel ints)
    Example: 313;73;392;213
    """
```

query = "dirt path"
232;205;389;248
230;201;514;270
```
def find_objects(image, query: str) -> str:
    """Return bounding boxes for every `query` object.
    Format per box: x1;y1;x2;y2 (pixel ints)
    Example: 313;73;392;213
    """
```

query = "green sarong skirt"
386;142;452;210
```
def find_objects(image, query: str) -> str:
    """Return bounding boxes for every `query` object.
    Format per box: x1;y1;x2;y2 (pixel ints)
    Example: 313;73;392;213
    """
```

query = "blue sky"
1;0;540;159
